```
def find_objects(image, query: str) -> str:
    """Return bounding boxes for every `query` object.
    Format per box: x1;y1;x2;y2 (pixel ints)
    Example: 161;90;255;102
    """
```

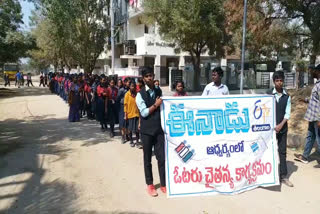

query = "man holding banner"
268;71;293;187
161;85;280;197
136;67;166;197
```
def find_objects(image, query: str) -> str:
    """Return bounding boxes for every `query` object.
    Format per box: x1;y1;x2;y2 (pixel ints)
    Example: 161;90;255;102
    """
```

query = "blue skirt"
68;94;80;122
128;117;139;132
96;97;106;123
118;104;127;129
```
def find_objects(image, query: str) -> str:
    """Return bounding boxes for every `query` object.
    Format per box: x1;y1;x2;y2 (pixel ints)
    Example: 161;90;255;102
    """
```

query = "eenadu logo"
252;124;271;132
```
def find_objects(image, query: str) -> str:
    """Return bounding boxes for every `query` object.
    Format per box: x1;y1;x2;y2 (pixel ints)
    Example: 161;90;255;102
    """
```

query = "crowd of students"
47;65;320;197
47;70;188;148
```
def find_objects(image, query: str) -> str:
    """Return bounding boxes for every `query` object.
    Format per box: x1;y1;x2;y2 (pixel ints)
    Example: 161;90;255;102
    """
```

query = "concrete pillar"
179;55;185;70
154;55;161;82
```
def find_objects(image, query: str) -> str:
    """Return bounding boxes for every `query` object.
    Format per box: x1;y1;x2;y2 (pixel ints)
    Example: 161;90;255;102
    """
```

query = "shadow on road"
0;114;116;213
0;86;52;98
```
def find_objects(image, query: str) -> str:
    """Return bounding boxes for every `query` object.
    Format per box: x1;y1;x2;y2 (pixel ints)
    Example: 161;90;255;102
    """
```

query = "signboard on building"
161;95;279;197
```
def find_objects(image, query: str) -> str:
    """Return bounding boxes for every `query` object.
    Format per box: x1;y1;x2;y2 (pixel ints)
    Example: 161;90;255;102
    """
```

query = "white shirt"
202;82;229;96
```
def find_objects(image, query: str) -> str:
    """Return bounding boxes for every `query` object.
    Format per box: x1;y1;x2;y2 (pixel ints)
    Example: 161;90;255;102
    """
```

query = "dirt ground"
0;85;319;214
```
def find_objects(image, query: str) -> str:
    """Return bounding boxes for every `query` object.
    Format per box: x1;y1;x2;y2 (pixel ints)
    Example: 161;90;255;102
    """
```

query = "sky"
20;0;35;31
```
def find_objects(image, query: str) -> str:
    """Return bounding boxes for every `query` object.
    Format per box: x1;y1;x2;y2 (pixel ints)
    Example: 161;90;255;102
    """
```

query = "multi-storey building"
105;0;222;90
99;0;313;90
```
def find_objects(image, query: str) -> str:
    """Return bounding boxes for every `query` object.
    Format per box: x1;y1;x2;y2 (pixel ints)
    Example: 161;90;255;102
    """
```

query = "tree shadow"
0;114;116;213
0;86;52;98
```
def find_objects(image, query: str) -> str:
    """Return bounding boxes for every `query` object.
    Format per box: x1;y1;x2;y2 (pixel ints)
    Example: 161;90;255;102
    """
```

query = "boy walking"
268;71;293;187
295;64;320;164
136;67;166;197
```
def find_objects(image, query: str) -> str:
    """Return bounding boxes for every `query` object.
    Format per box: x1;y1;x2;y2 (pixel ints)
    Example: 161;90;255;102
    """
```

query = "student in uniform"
85;79;94;120
44;74;48;86
117;79;123;89
124;81;141;148
268;71;293;187
68;77;81;122
117;78;131;143
173;80;188;96
106;79;118;138
26;73;34;87
39;73;45;87
136;67;166;197
96;78;109;131
4;73;10;87
154;79;160;89
136;77;144;92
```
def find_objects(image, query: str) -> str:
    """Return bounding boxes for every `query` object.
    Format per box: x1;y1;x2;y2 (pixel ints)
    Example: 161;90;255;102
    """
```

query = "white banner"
161;95;279;197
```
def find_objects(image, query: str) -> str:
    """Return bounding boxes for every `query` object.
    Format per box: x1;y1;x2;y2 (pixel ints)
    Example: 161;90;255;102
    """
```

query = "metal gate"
284;73;296;89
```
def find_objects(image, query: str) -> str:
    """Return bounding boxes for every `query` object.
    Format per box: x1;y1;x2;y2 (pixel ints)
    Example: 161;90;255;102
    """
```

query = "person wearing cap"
135;67;166;197
202;67;229;96
295;64;320;164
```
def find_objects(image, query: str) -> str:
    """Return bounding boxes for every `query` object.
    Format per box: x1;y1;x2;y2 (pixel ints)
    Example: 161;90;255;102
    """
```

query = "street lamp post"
111;0;115;75
240;0;248;94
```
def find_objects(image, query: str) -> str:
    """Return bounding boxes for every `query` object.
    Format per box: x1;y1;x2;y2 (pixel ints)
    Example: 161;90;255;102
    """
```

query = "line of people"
49;72;147;148
47;65;320;197
3;71;48;88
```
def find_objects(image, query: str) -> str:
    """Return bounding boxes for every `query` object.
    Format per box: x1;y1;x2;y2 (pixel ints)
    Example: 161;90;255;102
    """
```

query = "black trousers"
27;80;33;87
277;131;287;179
141;132;166;187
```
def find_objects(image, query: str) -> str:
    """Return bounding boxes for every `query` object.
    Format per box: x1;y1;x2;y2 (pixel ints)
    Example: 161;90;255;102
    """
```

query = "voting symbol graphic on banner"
161;95;279;198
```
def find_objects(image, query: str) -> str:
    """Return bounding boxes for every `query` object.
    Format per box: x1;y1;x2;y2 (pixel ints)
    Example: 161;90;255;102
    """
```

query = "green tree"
0;0;33;64
276;0;320;66
143;0;230;90
225;0;295;62
29;14;59;71
30;0;110;73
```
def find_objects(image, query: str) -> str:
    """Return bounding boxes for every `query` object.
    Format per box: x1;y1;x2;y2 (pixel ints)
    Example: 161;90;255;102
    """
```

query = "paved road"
0;86;319;214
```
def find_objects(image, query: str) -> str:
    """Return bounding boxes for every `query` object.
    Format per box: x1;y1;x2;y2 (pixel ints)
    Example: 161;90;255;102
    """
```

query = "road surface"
0;86;319;214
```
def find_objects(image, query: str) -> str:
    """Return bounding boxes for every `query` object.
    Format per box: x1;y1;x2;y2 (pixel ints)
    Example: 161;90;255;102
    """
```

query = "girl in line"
124;81;141;148
85;79;94;120
96;78;109;131
68;76;81;122
117;78;131;143
173;80;188;96
107;79;118;137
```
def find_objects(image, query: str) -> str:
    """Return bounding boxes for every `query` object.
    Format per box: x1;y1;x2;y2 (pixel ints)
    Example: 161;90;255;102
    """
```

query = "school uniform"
106;86;118;134
124;90;139;133
268;88;291;179
136;85;165;187
117;87;129;129
84;84;93;119
96;85;108;128
68;83;81;122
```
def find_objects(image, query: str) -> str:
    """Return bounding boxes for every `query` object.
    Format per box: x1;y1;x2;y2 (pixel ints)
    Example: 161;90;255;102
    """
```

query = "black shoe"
121;136;126;144
126;135;130;141
109;132;114;138
130;142;135;147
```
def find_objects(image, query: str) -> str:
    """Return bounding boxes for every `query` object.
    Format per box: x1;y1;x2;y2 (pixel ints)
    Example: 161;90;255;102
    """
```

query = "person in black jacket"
268;71;293;187
135;67;165;197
